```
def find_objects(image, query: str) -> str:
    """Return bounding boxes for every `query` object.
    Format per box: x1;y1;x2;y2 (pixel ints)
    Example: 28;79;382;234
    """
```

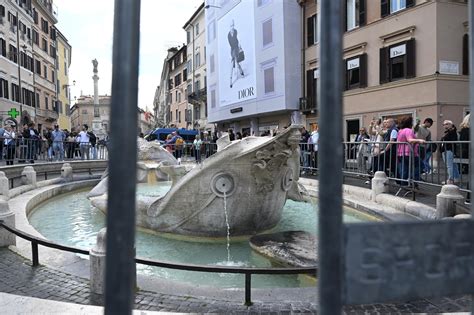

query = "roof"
183;2;205;29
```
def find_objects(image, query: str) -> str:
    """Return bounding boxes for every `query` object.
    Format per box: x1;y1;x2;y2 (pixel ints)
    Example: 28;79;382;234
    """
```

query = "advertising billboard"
217;0;257;107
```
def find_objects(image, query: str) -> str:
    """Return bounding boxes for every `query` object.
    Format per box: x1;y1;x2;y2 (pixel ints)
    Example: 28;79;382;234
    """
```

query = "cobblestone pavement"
0;248;470;314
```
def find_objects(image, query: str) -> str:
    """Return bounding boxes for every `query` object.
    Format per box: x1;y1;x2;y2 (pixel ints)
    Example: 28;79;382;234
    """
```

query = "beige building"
70;95;110;137
301;0;469;141
56;29;71;130
167;45;189;129
184;3;212;132
31;0;59;132
0;0;36;127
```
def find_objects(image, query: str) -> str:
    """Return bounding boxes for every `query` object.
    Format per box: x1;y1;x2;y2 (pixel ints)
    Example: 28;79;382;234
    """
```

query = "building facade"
167;45;188;129
70;95;110;137
32;0;59;132
154;47;178;128
184;3;212;133
205;0;302;136
0;0;36;127
301;0;469;141
56;29;71;130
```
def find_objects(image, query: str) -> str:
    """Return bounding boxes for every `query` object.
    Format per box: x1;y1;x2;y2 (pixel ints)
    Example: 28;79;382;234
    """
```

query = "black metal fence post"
319;0;343;314
104;0;141;314
245;272;252;306
469;0;474;312
31;241;39;267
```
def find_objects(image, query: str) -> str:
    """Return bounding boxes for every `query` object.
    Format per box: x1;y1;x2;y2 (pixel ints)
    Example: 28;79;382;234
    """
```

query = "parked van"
145;128;198;144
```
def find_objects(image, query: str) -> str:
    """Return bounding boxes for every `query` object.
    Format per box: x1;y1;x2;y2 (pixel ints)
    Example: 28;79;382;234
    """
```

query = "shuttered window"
306;69;317;109
463;34;469;75
346;0;366;31
379;39;416;84
307;15;317;46
345;54;367;90
382;0;415;18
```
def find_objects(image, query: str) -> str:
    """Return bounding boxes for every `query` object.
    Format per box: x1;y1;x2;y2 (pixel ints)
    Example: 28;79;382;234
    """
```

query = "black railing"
0;221;317;306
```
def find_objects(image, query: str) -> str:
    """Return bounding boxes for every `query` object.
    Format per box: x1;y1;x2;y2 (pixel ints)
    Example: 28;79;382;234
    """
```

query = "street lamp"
63;80;76;117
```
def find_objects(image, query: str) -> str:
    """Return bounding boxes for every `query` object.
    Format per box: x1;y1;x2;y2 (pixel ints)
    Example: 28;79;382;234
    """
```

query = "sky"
55;0;203;111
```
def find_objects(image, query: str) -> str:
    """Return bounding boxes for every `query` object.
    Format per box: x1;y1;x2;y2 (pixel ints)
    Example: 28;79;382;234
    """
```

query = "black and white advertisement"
217;0;257;107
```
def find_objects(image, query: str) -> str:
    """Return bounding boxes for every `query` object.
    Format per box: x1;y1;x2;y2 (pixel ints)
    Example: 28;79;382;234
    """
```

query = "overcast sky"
55;0;203;111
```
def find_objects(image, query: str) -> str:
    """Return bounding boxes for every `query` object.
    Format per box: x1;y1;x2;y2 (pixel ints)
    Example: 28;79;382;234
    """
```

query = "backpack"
87;131;97;145
175;137;184;149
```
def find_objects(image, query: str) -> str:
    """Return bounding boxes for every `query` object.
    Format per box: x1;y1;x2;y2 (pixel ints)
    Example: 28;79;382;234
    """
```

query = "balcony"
188;87;207;106
299;97;317;114
36;108;58;121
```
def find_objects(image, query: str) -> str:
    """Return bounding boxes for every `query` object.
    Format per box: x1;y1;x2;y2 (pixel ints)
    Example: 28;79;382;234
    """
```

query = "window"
178;110;181;123
64;62;67;75
175;91;178;103
186;83;192;97
207;21;216;44
463;34;469;75
41;18;49;33
195;23;199;35
44;65;47;79
33;29;39;45
264;67;275;94
307;15;317;46
195;52;201;68
183;68;187;81
11;83;20;102
9;45;17;63
33;9;38;24
346;0;366;31
50;45;56;58
42;38;48;53
381;0;414;17
175;109;178;121
0;38;6;57
35;60;41;75
51;69;55;82
306;69;318;109
186;60;192;75
195;80;201;92
35;93;39;107
379;39;416;83
175;73;181;87
262;19;273;47
50;27;56;40
211;89;216;108
210;54;215;73
0;78;9;99
45;96;49;109
187;30;191;44
345;54;367;90
0;5;4;17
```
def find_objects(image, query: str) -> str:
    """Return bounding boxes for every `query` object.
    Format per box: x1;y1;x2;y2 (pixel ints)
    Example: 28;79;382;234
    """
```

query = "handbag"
237;48;245;63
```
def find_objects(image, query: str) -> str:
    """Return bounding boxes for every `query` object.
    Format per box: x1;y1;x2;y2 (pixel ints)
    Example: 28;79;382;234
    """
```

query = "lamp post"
63;80;76;126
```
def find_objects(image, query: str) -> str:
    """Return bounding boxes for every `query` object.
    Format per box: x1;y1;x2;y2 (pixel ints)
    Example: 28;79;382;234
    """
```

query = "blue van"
146;128;198;144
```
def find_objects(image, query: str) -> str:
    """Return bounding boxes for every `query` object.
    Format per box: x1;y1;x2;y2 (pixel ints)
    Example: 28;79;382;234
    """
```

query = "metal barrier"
300;140;472;200
0;137;108;164
0;221;316;306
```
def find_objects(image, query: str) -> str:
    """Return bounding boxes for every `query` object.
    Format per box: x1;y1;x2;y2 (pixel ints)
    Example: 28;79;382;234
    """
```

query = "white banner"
217;0;257;107
390;44;406;58
347;58;360;70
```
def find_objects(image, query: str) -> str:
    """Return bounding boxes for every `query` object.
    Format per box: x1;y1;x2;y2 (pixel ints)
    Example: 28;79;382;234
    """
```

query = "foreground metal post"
104;0;141;314
318;0;343;314
469;0;474;313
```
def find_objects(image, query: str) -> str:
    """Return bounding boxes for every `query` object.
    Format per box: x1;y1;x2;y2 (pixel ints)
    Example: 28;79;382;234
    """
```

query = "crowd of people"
0;123;104;165
299;114;471;187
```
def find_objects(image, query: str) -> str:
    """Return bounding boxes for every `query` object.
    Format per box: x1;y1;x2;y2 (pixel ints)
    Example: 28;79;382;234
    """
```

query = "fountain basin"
28;183;375;288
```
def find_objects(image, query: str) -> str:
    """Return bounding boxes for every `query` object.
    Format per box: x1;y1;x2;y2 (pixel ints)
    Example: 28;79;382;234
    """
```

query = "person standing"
309;126;319;174
440;120;460;184
0;124;5;161
193;135;203;164
228;20;244;88
87;130;97;159
78;124;91;160
414;118;433;174
379;118;398;177
228;129;235;141
396;116;425;185
300;127;311;175
3;125;15;165
51;125;66;161
459;114;470;203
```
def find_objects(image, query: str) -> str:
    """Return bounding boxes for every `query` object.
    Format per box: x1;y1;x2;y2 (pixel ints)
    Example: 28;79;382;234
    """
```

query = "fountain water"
223;191;231;262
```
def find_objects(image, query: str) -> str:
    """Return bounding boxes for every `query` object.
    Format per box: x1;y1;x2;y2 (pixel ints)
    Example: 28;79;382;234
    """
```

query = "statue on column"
92;59;98;74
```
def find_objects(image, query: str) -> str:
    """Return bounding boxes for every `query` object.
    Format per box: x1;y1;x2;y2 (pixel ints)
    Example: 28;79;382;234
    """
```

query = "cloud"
56;0;203;110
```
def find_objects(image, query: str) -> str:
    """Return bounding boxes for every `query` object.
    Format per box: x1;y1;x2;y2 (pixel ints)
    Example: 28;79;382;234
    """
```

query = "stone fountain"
90;125;304;237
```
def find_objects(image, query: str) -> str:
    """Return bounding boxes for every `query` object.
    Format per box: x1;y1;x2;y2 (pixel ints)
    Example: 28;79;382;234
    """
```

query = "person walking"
440;120;460;184
3;125;15;166
459;114;470;203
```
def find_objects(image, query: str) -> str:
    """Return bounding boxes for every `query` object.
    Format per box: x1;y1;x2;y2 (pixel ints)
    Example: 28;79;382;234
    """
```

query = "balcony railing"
188;87;207;105
36;108;58;120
